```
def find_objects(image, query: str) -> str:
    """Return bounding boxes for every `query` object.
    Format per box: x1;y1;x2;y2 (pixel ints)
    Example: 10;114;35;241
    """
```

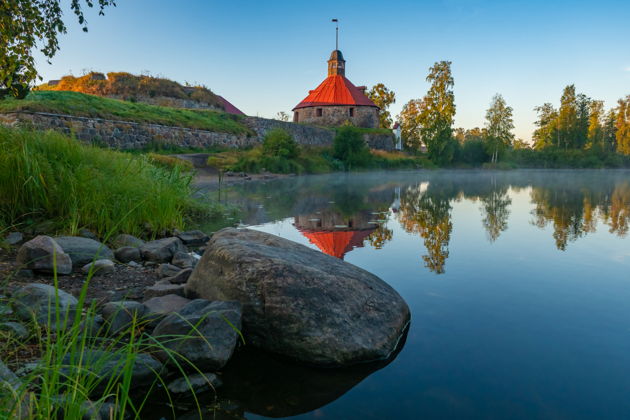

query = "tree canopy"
0;0;116;97
484;94;514;163
367;83;396;129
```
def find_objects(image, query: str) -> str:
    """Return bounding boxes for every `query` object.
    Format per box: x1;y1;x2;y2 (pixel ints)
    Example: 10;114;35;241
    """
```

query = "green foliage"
0;126;198;237
457;139;489;166
505;148;630;168
147;153;194;171
0;1;115;91
616;95;630;155
419;61;457;164
262;128;299;159
333;126;372;169
484;94;515;163
0;91;252;134
367;83;396;129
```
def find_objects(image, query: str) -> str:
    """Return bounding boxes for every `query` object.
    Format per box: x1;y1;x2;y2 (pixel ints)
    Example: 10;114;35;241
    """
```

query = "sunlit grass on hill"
0;91;252;135
0;126;216;237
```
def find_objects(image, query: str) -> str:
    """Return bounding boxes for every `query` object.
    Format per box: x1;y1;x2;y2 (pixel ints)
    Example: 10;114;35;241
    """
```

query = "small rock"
101;301;146;335
82;259;115;275
172;251;196;269
152;300;242;371
54;236;114;268
144;283;185;299
111;234;145;249
12;283;78;327
128;261;142;268
143;294;191;325
176;230;210;247
61;350;162;396
0;322;28;339
140;237;186;263
165;268;193;285
158;263;181;278
78;228;99;241
16;236;72;275
114;246;141;263
79;314;105;337
0;360;20;391
4;232;24;246
17;269;34;278
167;372;222;395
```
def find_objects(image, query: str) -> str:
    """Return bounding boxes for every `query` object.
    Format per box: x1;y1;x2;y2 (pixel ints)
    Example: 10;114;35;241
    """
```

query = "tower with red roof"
292;49;379;128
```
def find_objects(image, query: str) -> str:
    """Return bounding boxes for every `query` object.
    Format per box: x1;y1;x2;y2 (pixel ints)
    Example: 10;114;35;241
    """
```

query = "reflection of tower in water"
294;209;377;259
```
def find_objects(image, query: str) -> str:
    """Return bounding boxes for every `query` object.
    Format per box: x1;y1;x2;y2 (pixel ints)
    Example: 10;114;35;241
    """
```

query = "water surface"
193;170;630;419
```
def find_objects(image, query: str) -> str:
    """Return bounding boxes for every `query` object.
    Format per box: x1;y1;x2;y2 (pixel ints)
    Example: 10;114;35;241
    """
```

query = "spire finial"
332;18;338;50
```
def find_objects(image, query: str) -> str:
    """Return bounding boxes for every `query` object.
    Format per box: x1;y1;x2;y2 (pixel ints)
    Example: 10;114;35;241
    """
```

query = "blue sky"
34;0;630;141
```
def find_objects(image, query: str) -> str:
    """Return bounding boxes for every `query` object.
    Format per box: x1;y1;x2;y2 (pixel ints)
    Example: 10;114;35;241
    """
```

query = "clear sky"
34;0;630;142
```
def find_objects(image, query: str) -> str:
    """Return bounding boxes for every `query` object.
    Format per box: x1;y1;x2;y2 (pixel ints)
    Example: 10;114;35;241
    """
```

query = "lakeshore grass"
0;126;216;237
0;91;252;135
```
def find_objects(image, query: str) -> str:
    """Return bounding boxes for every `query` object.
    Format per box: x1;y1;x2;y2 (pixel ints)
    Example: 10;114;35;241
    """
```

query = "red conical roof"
292;75;378;111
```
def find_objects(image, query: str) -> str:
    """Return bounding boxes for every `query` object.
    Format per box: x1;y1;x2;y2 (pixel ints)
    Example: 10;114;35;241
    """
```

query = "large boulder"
16;236;72;275
54;236;114;268
185;228;410;366
152;300;242;371
111;233;145;249
101;301;146;335
140;237;186;263
12;283;78;327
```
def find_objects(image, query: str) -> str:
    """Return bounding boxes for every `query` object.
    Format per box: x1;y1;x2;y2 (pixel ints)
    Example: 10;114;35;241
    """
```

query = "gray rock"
0;360;20;391
177;230;210;247
152;300;242;371
167;372;222;395
12;283;78;327
172;251;196;269
140;237;186;263
16;236;72;275
0;322;28;339
4;232;24;246
128;261;142;268
78;228;99;241
144;283;185;299
144;294;191;317
157;263;181;278
185;228;410;367
79;314;105;337
81;259;115;275
111;234;145;249
101;301;146;335
54;236;114;268
114;246;141;263
61;350;162;395
165;268;193;285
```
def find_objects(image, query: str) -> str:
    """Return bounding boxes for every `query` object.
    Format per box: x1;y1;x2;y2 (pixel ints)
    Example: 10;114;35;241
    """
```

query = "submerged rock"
16;236;72;275
12;283;78;327
140;237;186;263
54;236;114;268
186;228;410;366
152;299;242;371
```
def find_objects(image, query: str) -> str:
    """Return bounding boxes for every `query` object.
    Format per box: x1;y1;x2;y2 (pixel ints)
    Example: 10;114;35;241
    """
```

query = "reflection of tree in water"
368;222;393;249
480;181;512;242
530;179;630;250
397;183;453;274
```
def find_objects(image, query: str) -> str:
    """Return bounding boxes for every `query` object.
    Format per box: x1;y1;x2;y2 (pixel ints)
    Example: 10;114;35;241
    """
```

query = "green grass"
0;91;253;135
0;266;232;419
0;126;223;237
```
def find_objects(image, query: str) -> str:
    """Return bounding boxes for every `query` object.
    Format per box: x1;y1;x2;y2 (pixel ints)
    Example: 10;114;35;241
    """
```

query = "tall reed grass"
0;126;194;237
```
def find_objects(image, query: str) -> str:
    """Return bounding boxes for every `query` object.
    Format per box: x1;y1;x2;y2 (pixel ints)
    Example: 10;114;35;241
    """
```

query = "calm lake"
184;170;630;419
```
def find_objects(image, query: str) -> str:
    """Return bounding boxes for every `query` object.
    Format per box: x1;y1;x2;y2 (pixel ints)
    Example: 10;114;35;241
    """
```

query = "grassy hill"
0;91;253;135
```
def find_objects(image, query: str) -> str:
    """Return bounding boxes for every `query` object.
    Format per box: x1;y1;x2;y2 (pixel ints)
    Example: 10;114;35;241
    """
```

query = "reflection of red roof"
292;75;378;110
299;229;375;259
217;95;245;115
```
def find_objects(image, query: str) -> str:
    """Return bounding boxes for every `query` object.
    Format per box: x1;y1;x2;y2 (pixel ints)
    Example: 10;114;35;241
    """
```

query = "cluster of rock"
2;227;410;416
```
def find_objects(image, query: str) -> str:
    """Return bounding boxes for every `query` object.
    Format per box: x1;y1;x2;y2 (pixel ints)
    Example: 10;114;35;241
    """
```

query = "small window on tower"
316;108;323;117
349;108;355;117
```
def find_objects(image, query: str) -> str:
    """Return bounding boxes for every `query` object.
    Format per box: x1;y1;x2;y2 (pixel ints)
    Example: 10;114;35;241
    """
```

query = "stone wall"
1;111;394;151
294;105;379;129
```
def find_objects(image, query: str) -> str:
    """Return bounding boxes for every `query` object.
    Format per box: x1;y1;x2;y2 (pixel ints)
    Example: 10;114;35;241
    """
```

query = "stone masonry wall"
1;111;394;151
294;106;379;129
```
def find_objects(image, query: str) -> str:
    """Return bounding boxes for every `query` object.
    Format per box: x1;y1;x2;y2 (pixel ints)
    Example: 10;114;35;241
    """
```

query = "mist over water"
193;170;630;419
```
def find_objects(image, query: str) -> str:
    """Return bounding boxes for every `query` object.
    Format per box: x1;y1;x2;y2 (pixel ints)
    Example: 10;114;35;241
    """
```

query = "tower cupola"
328;49;346;76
